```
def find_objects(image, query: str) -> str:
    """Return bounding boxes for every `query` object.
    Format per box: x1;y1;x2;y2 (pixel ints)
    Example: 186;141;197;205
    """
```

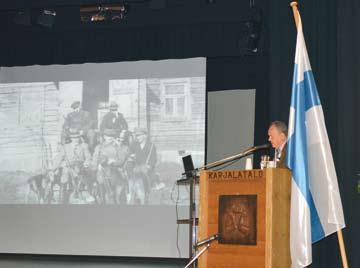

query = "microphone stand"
184;243;210;268
184;233;220;268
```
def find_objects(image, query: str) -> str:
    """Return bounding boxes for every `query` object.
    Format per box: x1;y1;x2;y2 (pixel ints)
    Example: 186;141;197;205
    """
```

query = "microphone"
242;143;271;156
194;233;220;248
253;143;271;150
198;143;271;170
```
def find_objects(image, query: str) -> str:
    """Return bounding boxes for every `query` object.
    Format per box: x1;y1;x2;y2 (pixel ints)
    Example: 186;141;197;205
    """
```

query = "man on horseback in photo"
52;129;91;204
92;128;129;204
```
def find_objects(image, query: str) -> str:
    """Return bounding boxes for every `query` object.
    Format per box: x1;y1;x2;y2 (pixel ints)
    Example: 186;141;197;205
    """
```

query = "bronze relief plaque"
218;195;257;245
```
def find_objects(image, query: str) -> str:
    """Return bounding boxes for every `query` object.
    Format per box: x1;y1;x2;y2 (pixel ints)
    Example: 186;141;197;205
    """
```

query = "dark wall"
337;1;360;267
0;0;359;267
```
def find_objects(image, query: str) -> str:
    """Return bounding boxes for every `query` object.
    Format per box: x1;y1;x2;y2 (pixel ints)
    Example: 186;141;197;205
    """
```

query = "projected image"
0;78;205;205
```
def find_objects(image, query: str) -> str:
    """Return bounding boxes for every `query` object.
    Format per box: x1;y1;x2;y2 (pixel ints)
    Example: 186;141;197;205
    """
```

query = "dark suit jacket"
100;112;128;134
63;110;93;133
276;145;287;168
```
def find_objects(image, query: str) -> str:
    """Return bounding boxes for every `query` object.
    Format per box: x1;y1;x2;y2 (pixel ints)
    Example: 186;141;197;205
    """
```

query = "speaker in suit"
268;121;288;168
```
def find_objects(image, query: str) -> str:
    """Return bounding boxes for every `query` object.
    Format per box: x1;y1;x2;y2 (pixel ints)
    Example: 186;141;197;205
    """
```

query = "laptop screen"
182;155;195;177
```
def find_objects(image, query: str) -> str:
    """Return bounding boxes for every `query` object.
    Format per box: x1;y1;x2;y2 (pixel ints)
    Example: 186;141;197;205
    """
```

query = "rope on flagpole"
290;2;349;268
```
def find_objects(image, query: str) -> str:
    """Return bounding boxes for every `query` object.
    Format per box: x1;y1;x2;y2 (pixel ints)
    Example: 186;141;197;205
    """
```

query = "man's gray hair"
270;121;288;137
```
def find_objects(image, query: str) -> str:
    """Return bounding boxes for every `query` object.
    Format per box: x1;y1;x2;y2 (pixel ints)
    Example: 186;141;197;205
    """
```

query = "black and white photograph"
0;77;205;205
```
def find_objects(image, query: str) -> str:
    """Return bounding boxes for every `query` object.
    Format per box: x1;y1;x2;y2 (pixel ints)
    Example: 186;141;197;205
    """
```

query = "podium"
198;168;291;268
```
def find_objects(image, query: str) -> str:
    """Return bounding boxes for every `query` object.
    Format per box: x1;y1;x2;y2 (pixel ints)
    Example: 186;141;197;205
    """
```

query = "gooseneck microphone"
253;143;271;150
240;143;271;157
199;143;271;170
194;233;220;248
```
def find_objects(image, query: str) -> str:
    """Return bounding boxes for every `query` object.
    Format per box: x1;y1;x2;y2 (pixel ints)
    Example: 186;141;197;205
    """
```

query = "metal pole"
188;176;194;259
191;176;197;267
184;244;210;268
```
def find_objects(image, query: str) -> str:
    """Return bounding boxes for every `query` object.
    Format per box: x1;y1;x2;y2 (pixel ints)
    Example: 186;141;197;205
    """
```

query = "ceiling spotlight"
80;3;128;23
37;9;56;27
91;6;107;22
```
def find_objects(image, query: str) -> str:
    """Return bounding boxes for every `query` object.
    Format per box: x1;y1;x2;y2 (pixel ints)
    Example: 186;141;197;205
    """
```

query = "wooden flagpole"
290;2;300;28
289;2;349;268
337;229;349;268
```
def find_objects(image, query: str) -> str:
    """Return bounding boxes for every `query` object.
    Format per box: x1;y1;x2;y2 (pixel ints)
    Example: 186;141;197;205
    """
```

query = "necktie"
275;148;281;161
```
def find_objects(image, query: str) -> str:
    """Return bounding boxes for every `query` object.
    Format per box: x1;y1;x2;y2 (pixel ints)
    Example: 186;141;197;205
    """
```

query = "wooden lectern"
198;168;291;268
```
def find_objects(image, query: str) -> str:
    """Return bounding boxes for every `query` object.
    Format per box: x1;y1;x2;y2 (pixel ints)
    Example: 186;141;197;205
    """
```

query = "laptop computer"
182;155;195;178
176;155;196;185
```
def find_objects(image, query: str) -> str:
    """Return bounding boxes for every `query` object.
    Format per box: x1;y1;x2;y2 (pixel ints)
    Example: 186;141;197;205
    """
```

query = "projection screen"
0;58;256;258
0;58;206;257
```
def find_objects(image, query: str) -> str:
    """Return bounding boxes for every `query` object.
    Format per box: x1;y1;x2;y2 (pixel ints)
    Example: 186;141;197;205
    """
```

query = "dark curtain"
337;0;360;267
0;22;257;66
